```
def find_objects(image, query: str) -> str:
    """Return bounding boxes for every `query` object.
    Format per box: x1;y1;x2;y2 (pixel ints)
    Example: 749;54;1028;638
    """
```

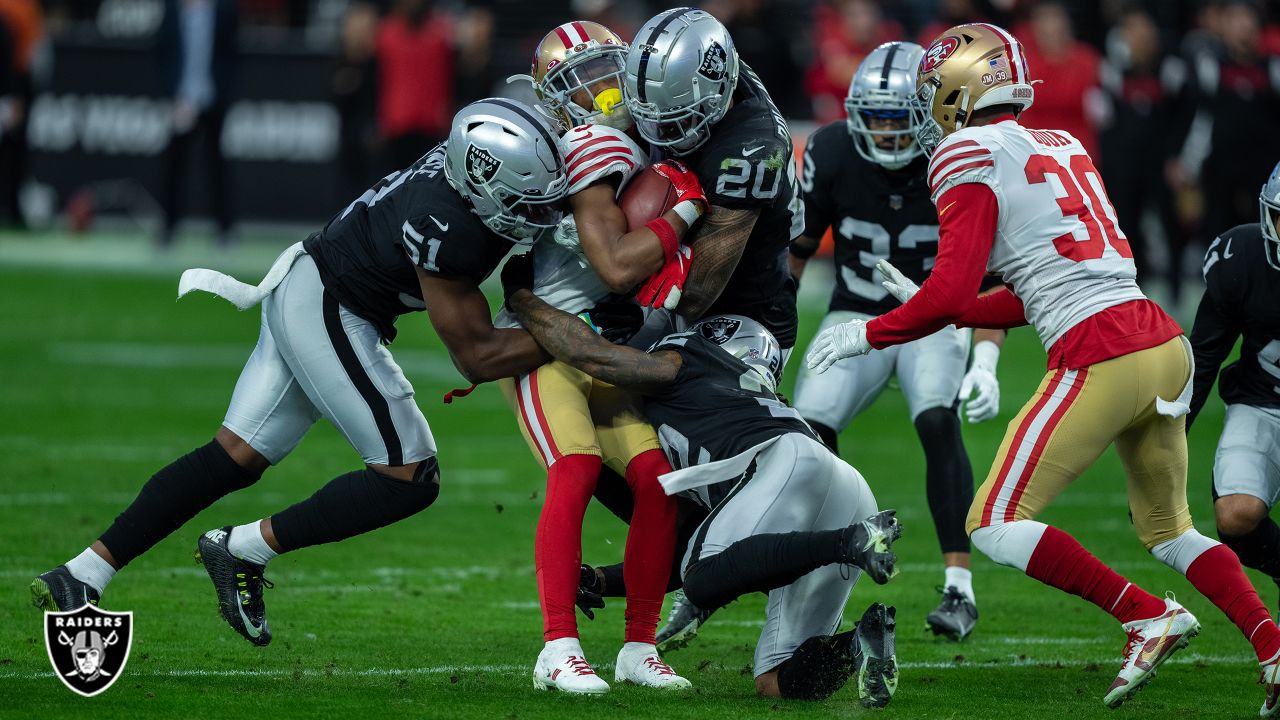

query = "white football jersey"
928;120;1146;350
494;124;647;329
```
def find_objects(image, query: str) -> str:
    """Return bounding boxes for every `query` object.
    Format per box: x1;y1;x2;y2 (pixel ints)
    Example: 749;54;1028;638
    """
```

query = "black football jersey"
681;64;803;345
799;120;940;316
1188;223;1280;426
644;332;817;479
304;144;512;342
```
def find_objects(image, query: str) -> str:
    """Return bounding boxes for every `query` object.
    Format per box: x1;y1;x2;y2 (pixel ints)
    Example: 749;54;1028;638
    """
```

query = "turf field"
0;231;1261;718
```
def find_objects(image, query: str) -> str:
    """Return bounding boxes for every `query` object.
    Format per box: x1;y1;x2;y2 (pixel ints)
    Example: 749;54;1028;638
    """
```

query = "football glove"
500;251;535;302
805;319;871;374
636;244;693;311
876;259;919;305
959;340;1001;423
650;160;709;226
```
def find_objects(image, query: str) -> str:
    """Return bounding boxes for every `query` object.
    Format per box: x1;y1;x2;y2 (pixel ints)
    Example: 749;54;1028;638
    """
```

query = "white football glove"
805;319;871;374
551;214;583;256
876;258;919;305
959;340;1001;423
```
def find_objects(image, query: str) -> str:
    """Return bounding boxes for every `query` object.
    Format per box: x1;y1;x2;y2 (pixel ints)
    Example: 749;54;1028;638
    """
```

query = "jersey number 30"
1025;154;1132;263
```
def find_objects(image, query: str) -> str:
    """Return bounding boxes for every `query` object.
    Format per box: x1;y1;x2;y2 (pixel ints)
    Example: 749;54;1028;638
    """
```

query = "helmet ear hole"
943;90;960;106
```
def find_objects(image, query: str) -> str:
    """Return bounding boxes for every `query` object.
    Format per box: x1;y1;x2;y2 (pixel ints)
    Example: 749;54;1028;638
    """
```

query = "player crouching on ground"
505;265;902;705
496;21;707;694
806;23;1280;712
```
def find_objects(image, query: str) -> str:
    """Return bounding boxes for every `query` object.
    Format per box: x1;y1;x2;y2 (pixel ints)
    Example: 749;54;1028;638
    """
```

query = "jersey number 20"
1025;154;1132;263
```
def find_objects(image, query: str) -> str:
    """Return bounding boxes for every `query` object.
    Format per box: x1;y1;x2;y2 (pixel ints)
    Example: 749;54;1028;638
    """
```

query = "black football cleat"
196;527;273;646
926;585;979;641
854;602;899;708
30;566;100;612
656;589;715;652
838;509;903;584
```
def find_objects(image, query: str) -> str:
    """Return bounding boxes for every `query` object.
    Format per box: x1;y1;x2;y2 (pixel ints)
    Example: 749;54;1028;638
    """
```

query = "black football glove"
501;251;535;302
575;564;606;620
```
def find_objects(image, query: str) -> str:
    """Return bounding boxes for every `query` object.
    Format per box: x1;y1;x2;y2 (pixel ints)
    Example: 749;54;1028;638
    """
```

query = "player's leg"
793;311;895;452
897;326;978;639
1211;405;1280;592
500;361;610;693
32;307;292;612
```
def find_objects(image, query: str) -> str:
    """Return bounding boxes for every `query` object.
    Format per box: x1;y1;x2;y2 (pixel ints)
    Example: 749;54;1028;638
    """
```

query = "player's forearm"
676;207;755;320
583;210;690;293
449;328;548;384
973;328;1008;347
1187;297;1239;429
956;288;1028;329
787;234;821;282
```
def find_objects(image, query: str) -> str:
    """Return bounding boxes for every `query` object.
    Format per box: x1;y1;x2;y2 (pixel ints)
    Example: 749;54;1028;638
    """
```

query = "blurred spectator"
376;0;457;170
570;0;637;45
1096;5;1188;298
452;2;495;105
806;0;904;123
0;0;40;228
334;2;380;202
157;0;239;247
704;0;807;117
1015;1;1103;158
916;0;1001;46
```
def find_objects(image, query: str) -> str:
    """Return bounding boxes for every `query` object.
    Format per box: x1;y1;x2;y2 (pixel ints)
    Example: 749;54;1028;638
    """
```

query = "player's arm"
417;269;548;384
1187;262;1242;429
676;206;761;319
507;287;681;392
788;235;822;281
790;131;834;283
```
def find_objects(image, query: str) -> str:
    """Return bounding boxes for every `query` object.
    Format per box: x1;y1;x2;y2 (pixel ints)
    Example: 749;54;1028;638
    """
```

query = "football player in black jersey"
506;279;902;705
30;99;566;647
789;42;1006;642
624;7;804;355
1189;160;1280;607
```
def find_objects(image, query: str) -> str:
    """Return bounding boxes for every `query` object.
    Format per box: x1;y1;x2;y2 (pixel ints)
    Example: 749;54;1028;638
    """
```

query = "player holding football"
805;24;1280;711
790;40;1005;641
496;21;707;693
31;99;565;647
1189;162;1280;622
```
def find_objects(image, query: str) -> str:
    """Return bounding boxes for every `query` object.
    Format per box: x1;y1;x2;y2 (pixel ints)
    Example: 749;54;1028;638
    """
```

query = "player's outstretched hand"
959;340;1001;423
650;160;709;220
636;244;693;311
805;319;871;374
501;251;535;302
876;259;919;305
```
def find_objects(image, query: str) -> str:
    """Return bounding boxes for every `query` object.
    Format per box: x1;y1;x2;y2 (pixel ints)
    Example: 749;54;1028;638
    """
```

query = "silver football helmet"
692;315;783;392
624;8;740;156
444;98;569;245
846;41;926;170
1262;159;1280;271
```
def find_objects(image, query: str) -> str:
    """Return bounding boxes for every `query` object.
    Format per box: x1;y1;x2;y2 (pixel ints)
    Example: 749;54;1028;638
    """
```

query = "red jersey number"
1024;153;1132;262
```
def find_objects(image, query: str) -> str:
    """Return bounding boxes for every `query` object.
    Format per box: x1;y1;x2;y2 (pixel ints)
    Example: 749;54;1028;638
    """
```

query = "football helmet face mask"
624;8;740;156
846;41;926;170
529;21;631;130
444;98;568;245
911;23;1035;156
1262;160;1280;271
691;315;783;393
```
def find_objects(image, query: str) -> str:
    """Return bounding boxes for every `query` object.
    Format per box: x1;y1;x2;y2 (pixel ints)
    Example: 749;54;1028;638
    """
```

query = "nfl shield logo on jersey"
698;316;741;344
44;605;133;697
465;144;502;186
698;42;728;81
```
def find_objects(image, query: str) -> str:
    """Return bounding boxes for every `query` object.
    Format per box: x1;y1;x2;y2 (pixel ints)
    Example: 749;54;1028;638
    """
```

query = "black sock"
915;407;973;554
775;630;858;700
1219;515;1280;580
809;421;839;454
682;530;846;611
99;440;258;567
271;461;440;552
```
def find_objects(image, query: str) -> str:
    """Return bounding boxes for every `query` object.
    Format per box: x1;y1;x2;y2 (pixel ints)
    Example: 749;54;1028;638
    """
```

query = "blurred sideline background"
3;0;1279;319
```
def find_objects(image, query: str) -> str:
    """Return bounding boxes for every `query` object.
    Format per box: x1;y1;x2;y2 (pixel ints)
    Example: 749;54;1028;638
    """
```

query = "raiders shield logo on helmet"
44;604;133;697
465;144;502;186
698;42;728;81
697;316;741;344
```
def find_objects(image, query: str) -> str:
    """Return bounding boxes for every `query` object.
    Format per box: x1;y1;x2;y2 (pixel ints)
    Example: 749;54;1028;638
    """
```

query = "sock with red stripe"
536;453;601;642
1026;525;1166;624
1186;544;1280;661
621;450;677;645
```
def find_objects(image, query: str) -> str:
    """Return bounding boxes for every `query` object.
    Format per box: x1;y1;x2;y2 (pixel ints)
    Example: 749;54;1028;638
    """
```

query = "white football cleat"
1259;647;1280;717
533;639;610;695
614;643;692;690
1103;596;1200;709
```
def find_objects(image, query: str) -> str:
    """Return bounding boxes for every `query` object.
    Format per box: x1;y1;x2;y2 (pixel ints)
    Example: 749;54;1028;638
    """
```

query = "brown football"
619;165;679;231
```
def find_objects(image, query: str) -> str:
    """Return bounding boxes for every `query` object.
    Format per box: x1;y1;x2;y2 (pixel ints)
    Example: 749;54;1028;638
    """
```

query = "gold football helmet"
528;21;629;129
911;23;1035;154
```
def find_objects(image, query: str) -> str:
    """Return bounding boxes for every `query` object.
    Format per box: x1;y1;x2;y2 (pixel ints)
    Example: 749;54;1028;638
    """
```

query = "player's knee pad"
775;632;856;700
970;520;1048;572
1150;529;1219;574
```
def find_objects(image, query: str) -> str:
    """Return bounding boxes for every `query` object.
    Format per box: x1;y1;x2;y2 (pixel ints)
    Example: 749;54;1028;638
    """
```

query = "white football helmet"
692;315;783;392
1262;159;1280;271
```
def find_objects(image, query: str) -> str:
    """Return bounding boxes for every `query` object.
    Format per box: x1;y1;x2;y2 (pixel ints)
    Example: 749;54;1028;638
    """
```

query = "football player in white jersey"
496;21;707;694
805;23;1280;712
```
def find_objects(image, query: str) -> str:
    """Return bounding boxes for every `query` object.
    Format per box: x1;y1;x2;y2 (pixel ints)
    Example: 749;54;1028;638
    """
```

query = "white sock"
945;566;974;604
544;636;584;657
227;520;278;566
65;548;116;594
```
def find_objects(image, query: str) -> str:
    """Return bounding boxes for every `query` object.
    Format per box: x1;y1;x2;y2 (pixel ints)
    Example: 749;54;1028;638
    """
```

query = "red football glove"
649;160;708;217
636;243;694;311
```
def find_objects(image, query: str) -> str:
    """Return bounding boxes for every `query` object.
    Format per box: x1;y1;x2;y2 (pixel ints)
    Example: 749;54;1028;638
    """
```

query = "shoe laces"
565;655;596;677
643;657;676;676
935;585;967;612
235;569;273;607
1120;626;1144;667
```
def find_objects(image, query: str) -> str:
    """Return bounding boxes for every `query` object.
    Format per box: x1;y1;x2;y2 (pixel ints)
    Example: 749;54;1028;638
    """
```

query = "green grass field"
0;233;1261;718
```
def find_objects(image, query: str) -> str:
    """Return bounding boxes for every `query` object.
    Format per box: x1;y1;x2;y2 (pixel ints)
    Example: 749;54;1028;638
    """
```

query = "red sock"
536;453;601;642
1026;525;1166;624
621;450;677;645
1186;544;1280;661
